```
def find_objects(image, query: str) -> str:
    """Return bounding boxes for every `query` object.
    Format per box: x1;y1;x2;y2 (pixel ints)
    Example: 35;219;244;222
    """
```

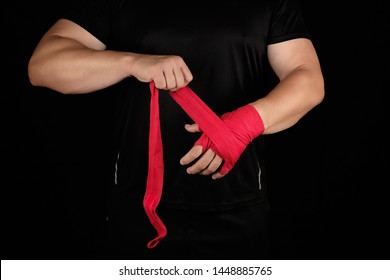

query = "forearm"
28;36;134;94
251;66;324;134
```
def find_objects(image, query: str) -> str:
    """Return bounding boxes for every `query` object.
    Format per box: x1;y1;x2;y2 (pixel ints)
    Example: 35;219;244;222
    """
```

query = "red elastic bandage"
144;82;167;249
144;82;264;248
193;104;265;175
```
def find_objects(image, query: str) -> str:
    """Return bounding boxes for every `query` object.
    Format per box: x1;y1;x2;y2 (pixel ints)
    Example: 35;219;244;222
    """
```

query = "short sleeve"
267;0;311;44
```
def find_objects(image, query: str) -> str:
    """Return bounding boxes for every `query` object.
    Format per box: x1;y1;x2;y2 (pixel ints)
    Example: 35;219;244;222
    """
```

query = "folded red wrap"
144;82;264;248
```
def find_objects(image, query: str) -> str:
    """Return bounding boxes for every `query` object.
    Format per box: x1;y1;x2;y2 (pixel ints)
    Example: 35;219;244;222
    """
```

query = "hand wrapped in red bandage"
144;84;265;248
180;104;265;179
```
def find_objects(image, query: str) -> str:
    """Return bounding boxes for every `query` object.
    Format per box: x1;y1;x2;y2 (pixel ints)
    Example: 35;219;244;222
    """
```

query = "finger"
184;123;200;133
163;69;176;90
200;154;223;175
212;172;225;180
172;67;185;90
153;73;167;89
186;149;216;174
180;145;203;165
180;65;193;85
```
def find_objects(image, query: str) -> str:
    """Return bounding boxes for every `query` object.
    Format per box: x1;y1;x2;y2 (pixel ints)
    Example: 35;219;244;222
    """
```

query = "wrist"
121;52;138;78
223;104;265;142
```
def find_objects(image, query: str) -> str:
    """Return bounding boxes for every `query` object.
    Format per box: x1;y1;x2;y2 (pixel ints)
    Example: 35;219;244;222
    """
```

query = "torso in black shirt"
63;0;310;211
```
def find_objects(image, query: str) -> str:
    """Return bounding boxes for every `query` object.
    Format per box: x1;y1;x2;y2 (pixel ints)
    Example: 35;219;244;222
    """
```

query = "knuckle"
205;166;216;173
196;162;208;170
172;55;183;63
166;56;181;65
190;149;201;158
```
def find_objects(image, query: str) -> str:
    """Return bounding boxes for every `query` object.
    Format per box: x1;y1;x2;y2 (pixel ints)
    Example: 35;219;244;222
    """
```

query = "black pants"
105;198;271;260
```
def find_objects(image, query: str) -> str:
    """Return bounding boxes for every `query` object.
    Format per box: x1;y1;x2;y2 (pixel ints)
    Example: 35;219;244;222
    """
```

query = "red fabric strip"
144;82;264;248
143;82;167;249
170;87;264;175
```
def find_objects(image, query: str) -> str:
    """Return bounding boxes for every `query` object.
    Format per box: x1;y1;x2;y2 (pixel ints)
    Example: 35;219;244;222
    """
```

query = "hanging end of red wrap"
147;232;167;249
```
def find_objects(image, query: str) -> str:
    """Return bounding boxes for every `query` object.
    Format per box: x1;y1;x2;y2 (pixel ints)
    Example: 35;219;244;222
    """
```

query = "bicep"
267;38;322;80
40;18;106;51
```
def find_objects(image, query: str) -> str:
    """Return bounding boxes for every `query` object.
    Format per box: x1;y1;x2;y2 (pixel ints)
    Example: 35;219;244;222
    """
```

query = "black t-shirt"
62;0;311;211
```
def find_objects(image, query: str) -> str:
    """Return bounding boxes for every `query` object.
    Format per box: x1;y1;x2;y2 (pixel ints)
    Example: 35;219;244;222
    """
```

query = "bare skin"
28;19;324;180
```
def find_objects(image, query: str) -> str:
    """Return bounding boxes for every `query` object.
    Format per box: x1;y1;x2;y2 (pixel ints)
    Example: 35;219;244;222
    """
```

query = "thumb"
184;123;201;133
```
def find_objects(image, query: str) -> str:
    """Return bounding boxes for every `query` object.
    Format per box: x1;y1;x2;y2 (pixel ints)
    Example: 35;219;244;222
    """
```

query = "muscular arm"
181;38;325;179
251;38;325;134
28;19;192;94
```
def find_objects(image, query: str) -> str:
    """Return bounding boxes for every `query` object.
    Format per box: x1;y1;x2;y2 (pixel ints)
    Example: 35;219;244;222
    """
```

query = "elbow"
27;59;52;90
27;59;69;94
313;74;325;107
306;70;325;109
296;64;325;109
27;59;41;87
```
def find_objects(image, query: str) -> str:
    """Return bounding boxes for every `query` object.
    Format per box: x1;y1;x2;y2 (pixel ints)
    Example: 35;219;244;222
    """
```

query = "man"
28;0;324;259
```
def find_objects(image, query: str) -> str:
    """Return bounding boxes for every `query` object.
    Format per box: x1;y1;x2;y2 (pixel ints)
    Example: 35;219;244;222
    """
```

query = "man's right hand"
129;54;193;91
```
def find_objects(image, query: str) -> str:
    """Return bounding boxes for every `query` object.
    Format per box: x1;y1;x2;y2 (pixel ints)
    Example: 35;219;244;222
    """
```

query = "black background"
3;1;388;259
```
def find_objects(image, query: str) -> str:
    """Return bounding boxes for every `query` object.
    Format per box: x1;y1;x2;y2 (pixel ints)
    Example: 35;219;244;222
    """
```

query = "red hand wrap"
144;82;167;248
144;82;264;248
194;104;265;175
